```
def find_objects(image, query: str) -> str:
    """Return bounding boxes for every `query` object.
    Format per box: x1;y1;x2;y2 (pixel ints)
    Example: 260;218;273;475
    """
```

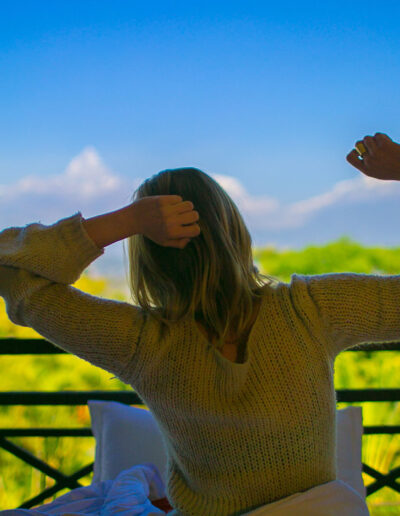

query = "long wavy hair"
124;167;277;349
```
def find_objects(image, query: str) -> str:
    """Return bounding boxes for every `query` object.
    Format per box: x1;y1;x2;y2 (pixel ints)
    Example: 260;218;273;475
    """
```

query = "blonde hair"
124;167;277;349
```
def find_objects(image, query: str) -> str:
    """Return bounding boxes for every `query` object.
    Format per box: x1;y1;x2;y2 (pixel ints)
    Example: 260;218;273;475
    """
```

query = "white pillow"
88;400;168;484
336;406;366;498
88;400;365;498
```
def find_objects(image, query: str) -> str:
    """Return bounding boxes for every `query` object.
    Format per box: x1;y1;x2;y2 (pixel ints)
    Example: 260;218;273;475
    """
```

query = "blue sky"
1;1;400;277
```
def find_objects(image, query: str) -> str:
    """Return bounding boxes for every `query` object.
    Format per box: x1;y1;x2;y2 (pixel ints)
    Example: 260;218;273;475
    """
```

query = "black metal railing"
1;338;400;508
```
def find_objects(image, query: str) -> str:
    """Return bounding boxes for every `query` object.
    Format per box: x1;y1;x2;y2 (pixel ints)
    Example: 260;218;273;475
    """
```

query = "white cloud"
2;147;400;277
0;148;147;279
211;174;279;214
62;147;122;199
212;172;400;230
2;148;399;232
1;147;126;202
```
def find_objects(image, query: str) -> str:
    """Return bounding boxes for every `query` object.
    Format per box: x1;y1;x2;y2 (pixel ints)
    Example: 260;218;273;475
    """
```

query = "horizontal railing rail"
1;338;400;508
3;337;400;354
0;391;143;405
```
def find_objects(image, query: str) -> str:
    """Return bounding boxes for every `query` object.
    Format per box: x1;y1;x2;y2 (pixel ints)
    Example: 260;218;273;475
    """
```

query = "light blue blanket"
1;463;167;516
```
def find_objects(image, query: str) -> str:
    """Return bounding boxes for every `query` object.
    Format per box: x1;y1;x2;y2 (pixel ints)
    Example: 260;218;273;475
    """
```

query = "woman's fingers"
363;135;378;155
173;222;201;239
375;132;392;144
163;198;200;234
178;210;199;225
347;132;400;180
168;199;194;214
149;195;201;244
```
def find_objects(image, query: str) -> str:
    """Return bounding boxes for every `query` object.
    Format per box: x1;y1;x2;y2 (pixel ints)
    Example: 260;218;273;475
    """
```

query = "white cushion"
336;406;366;498
88;400;168;484
88;400;365;498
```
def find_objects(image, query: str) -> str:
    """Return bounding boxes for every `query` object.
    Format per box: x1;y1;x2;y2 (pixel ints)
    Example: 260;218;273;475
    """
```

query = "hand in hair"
346;133;400;180
133;195;201;249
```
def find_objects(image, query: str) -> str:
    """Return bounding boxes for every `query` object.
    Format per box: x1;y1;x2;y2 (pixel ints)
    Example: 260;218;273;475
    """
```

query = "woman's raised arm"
0;196;199;383
82;195;200;250
0;212;154;384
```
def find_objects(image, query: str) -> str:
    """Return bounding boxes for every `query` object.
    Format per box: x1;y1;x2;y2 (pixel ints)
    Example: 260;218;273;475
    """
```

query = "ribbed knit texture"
1;213;400;515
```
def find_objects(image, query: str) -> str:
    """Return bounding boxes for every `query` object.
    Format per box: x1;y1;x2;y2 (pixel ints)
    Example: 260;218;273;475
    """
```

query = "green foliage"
254;236;400;282
0;273;137;509
2;238;400;511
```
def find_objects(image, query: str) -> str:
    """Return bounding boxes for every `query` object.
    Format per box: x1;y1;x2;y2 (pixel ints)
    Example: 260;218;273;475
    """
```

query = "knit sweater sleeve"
0;213;150;383
289;272;400;357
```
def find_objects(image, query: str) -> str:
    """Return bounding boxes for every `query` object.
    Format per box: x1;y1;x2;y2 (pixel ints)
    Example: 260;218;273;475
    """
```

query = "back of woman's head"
125;167;275;347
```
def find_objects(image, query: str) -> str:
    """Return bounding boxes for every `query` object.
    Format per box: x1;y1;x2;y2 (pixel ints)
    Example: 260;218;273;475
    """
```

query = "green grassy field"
1;236;400;513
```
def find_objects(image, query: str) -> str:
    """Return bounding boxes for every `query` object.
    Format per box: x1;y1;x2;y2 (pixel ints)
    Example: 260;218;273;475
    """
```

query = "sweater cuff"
51;212;105;284
0;212;104;285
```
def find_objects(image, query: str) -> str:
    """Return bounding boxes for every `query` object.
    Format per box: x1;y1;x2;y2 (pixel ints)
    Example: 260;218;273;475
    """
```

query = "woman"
0;132;399;516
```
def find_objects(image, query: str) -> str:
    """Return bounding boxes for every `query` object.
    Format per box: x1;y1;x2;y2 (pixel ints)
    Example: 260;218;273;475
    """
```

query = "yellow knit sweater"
1;213;399;515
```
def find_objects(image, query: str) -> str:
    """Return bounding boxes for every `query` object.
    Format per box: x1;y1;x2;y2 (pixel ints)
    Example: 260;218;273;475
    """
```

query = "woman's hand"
132;195;201;249
346;133;400;180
